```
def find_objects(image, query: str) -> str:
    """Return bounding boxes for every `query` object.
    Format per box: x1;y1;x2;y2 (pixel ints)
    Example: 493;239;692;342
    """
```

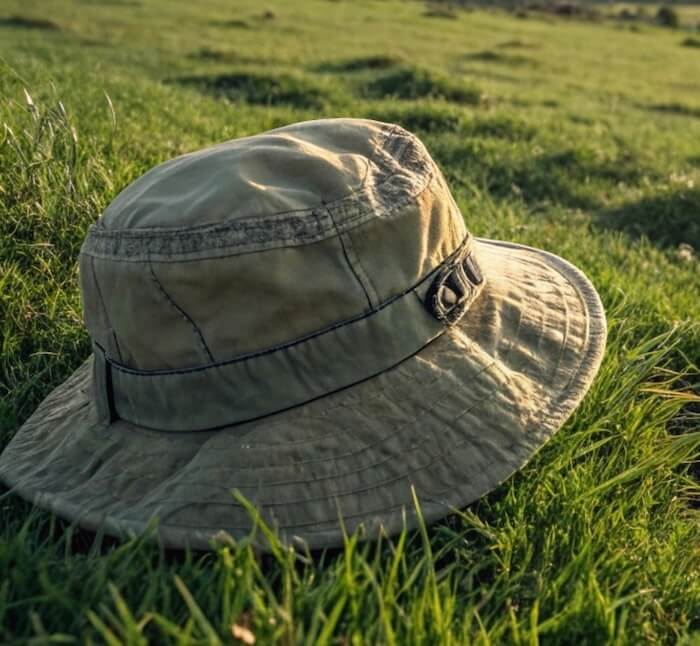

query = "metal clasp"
425;246;484;325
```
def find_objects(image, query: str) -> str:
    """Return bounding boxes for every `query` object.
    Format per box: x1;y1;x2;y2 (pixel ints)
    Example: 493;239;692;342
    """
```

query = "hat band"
92;237;484;432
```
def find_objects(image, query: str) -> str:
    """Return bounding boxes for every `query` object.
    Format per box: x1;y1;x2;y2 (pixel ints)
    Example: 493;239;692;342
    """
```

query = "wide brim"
0;239;607;551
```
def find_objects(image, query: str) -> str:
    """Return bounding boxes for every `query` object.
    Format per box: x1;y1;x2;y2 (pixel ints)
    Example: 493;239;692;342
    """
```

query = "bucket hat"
0;118;607;550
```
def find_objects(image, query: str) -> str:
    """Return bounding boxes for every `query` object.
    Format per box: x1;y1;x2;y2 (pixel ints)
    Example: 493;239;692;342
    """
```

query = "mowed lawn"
1;0;699;643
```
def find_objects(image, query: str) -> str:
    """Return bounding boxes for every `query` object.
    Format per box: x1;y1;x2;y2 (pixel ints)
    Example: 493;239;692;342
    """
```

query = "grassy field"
1;0;699;643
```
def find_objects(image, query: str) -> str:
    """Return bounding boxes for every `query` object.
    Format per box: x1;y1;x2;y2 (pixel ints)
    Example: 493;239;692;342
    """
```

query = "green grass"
1;0;699;643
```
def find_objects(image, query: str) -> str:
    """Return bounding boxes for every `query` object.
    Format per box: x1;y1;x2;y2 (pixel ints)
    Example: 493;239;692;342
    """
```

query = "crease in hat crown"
79;118;484;431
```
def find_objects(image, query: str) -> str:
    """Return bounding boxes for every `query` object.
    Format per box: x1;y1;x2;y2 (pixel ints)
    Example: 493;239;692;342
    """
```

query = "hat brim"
0;239;606;550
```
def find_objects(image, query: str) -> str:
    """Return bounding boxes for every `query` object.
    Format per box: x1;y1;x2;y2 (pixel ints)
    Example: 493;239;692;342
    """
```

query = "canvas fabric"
0;118;607;550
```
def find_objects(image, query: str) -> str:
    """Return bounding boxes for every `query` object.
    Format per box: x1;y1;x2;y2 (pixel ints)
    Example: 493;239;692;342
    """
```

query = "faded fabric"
0;118;607;550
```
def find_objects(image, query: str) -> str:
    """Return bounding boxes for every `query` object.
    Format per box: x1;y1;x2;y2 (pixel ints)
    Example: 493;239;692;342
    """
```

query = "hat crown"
100;119;392;231
80;118;467;373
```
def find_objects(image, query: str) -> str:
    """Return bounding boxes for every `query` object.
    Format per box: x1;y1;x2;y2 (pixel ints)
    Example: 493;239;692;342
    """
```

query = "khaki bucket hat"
0;118;607;550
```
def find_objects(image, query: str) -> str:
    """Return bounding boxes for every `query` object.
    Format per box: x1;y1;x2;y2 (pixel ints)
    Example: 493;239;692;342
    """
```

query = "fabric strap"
92;237;484;431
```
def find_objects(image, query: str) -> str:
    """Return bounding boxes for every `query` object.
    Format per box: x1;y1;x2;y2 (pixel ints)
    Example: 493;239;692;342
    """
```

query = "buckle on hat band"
426;244;484;324
92;237;485;432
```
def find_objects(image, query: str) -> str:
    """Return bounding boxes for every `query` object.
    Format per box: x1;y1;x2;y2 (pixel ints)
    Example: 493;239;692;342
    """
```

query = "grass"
1;0;699;642
174;71;338;109
359;65;482;103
